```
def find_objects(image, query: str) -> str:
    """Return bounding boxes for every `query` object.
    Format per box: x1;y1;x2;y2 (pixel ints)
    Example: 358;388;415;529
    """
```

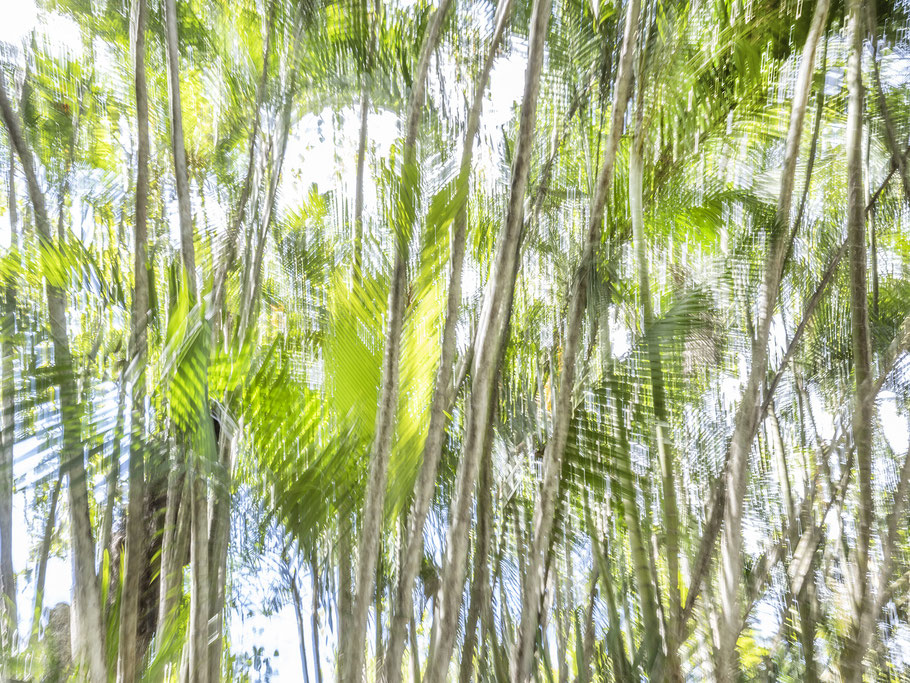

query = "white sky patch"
0;0;37;46
879;391;910;456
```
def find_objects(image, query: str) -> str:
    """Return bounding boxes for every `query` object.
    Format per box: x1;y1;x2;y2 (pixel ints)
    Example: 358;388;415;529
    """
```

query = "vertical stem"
345;0;453;678
0;146;18;651
841;0;874;677
118;0;151;677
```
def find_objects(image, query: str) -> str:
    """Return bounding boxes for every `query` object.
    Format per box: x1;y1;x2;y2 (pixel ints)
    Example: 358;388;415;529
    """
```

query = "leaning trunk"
717;0;829;676
343;1;453;679
30;474;62;647
382;2;512;679
423;0;552;678
512;0;640;678
118;0;151;677
630;84;681;678
0;148;18;650
0;71;108;683
840;0;874;677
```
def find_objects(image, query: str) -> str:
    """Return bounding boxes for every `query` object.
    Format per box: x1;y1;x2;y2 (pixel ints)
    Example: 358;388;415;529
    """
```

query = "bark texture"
423;0;552;677
717;0;829;676
118;0;151;678
382;2;512;679
343;1;453;678
0;70;108;683
512;0;640;677
840;0;874;677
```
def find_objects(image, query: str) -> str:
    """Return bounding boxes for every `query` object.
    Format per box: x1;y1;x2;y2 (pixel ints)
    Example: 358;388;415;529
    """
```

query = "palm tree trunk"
630;76;682;679
289;566;311;683
513;1;640;678
163;0;211;672
383;3;512;679
353;86;369;279
118;0;151;678
717;1;829;676
457;416;494;683
344;1;453;678
187;475;210;681
311;552;323;683
30;473;62;647
98;380;125;569
337;515;353;675
163;0;197;300
159;0;199;653
0;70;108;683
0;147;18;651
157;442;186;642
423;0;551;677
840;0;874;677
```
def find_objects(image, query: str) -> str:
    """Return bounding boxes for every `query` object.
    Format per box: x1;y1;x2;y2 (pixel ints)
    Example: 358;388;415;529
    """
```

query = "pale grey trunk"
840;0;873;677
205;434;231;683
717;0;828;676
337;517;353;676
188;476;210;681
353;88;369;280
0;71;108;683
157;444;186;641
118;0;151;678
164;0;210;671
159;0;198;648
98;380;125;568
629;77;682;679
289;567;310;683
456;416;495;683
311;553;323;683
512;0;640;678
382;2;512;679
422;0;551;676
163;0;197;299
868;6;910;202
0;147;18;651
208;15;279;680
344;1;452;679
767;404;817;681
30;474;62;647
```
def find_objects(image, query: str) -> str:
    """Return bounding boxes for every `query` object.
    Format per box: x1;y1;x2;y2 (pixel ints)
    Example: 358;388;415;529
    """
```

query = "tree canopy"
0;0;909;680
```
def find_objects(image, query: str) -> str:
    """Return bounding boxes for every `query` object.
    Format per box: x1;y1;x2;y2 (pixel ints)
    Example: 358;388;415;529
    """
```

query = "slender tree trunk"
423;0;551;677
608;353;663;673
30;473;62;647
157;442;186;643
841;0;874;677
158;0;199;651
311;552;323;683
630;73;683;680
289;566;311;683
344;1;453;678
457;415;494;683
383;3;512;679
717;1;829;677
0;146;18;652
163;0;212;673
867;7;910;202
409;613;420;683
207;15;279;681
98;380;125;569
0;70;108;683
513;1;640;678
337;516;353;676
163;0;196;299
353;87;369;279
118;0;151;677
